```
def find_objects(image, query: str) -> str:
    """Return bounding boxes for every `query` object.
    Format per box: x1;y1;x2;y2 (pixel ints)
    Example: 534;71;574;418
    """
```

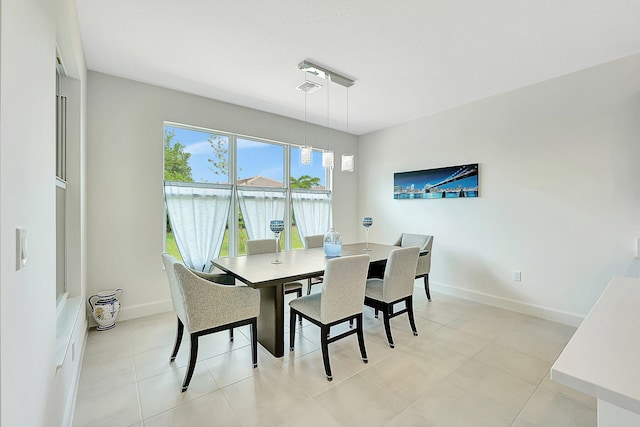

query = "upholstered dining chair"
395;233;434;301
303;234;325;294
189;268;239;341
289;254;370;381
246;239;305;323
162;253;260;392
364;246;420;348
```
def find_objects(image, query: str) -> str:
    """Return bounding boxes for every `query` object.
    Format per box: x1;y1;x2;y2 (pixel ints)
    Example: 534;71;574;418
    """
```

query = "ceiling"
76;0;640;136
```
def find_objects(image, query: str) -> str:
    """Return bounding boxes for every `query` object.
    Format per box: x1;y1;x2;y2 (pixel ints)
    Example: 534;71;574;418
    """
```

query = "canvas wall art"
394;163;479;199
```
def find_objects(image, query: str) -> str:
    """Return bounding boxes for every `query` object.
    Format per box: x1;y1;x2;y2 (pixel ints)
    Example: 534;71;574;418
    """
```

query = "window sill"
55;295;82;369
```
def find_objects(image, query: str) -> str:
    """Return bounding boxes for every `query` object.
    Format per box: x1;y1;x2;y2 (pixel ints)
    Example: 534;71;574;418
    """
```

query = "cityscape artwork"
394;164;479;199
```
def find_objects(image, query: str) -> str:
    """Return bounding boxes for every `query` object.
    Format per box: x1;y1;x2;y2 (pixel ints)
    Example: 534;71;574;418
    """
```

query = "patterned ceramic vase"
88;289;123;331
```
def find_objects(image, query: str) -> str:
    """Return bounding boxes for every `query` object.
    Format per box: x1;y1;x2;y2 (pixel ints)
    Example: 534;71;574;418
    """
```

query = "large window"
163;123;331;264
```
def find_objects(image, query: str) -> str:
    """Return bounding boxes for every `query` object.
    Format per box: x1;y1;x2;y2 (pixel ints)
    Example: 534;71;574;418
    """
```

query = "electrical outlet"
513;271;522;282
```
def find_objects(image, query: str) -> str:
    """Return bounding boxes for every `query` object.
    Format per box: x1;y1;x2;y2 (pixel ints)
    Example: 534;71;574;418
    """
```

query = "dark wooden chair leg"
356;314;368;363
320;325;332;381
289;309;296;351
424;275;431;301
182;333;199;392
229;328;234;342
307;278;313;295
407;296;418;336
251;318;258;368
382;307;394;348
375;308;379;318
170;317;184;362
349;319;353;328
294;288;303;324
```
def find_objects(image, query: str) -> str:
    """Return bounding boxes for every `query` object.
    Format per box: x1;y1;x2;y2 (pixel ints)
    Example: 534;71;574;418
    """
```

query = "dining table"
212;242;425;357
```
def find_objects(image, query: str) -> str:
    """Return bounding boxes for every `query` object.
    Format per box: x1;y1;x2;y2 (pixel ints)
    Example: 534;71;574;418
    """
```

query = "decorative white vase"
88;289;123;331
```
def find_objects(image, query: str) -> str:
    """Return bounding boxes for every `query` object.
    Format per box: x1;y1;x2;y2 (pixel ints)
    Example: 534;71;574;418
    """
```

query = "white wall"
0;0;87;424
86;72;359;320
359;54;640;326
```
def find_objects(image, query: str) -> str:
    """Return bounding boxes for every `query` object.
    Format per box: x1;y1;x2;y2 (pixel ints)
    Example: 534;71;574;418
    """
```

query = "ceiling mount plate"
296;80;322;93
298;60;355;88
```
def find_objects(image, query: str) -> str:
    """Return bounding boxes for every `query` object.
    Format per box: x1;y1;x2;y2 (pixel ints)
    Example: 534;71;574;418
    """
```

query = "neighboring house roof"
237;176;283;187
237;175;326;190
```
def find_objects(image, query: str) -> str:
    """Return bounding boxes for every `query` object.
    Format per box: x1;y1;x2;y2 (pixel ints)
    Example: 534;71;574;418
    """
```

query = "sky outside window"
165;125;229;183
165;125;326;187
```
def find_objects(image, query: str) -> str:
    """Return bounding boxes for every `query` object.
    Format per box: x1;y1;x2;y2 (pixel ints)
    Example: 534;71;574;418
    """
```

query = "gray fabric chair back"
304;234;324;249
383;246;420;302
172;263;260;333
396;233;433;277
162;253;189;327
320;254;370;324
246;238;276;255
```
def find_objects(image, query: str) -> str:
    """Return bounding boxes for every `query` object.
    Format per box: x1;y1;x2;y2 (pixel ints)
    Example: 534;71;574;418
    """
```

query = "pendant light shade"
322;151;334;169
341;154;354;172
300;145;312;165
298;60;356;172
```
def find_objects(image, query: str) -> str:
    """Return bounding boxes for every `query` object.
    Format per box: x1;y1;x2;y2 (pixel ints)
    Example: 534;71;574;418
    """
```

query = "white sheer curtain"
291;189;332;246
164;182;232;272
237;187;287;240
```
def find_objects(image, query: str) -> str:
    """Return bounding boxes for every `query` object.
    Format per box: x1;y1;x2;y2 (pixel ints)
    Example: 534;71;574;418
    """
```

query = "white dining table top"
212;242;400;287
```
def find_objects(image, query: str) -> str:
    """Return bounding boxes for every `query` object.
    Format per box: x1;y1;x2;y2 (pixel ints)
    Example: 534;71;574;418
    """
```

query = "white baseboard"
101;285;585;327
117;299;174;321
88;299;174;327
429;281;585;327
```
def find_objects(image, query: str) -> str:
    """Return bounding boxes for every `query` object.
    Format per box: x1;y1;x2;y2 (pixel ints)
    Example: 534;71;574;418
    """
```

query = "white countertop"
551;276;640;414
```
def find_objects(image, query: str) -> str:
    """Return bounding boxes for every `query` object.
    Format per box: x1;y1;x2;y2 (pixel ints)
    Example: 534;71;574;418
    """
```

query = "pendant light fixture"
300;82;312;165
322;79;334;169
297;75;321;166
297;60;354;172
341;86;355;172
300;145;312;165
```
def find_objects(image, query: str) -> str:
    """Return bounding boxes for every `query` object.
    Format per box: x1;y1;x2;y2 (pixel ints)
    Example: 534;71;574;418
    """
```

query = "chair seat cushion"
365;278;384;302
289;293;322;321
285;281;304;291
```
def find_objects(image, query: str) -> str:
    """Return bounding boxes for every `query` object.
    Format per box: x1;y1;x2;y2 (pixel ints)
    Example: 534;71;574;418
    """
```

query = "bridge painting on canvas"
393;164;479;199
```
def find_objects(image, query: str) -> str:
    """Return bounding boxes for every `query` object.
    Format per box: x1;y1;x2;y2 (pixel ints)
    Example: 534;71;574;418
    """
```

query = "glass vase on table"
323;228;342;257
361;217;373;251
269;220;285;264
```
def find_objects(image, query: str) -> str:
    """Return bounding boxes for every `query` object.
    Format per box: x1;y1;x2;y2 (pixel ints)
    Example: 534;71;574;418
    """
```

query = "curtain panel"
164;181;233;272
291;189;332;246
237;186;287;240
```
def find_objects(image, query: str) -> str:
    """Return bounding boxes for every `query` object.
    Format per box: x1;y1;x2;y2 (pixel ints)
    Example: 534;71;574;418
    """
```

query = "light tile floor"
73;288;596;427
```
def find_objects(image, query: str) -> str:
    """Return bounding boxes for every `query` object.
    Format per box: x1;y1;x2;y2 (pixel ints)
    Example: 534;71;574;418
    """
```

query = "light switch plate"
16;228;27;270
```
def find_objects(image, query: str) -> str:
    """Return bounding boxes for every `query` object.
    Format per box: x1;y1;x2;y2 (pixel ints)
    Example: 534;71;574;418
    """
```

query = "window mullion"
229;135;238;256
284;145;292;251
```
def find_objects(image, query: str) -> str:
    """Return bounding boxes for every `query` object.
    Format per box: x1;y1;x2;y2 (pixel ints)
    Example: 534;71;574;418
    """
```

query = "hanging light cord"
304;76;308;145
346;86;349;136
326;78;330;149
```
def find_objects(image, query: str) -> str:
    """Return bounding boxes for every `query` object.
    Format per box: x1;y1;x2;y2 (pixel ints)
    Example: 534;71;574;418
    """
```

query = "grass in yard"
166;225;305;262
